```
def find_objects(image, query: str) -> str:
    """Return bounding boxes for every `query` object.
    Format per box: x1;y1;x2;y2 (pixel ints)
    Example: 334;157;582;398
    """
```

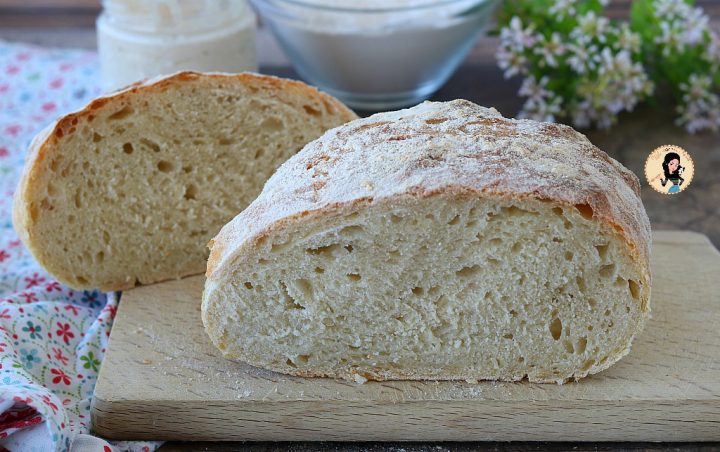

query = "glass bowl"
252;0;500;110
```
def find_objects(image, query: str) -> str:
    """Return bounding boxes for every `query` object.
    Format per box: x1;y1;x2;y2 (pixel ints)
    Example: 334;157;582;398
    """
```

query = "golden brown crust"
12;71;357;291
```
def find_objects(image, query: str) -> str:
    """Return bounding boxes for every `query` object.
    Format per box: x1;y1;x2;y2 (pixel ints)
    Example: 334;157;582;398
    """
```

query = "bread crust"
12;71;358;291
204;100;652;383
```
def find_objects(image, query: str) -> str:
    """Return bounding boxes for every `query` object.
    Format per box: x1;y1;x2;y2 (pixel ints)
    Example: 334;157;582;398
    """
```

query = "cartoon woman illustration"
651;152;685;194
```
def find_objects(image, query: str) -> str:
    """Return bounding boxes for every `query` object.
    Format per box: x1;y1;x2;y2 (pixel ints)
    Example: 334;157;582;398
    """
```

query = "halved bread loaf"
202;100;651;384
12;72;357;291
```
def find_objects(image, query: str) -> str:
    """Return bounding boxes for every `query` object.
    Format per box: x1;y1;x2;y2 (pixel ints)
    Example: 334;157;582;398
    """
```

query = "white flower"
497;47;528;79
496;16;536;78
548;0;576;19
655;21;684;56
682;6;710;46
518;75;550;98
534;32;566;67
676;73;720;133
573;11;610;45
616;23;641;54
500;16;536;52
654;0;687;18
653;0;712;56
570;46;653;129
704;30;720;65
567;42;599;74
519;95;564;123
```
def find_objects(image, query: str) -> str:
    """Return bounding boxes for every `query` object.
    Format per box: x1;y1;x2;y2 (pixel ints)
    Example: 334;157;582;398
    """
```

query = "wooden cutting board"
91;230;720;441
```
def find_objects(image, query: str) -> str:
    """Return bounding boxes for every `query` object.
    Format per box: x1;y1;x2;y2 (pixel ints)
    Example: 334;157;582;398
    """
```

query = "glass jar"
97;0;258;91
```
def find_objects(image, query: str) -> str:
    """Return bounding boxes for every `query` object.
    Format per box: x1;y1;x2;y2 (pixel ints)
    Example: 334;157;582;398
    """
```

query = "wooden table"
1;5;719;450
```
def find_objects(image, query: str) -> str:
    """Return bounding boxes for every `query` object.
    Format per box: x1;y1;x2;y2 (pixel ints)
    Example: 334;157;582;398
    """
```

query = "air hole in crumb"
280;281;304;310
489;238;502;246
576;276;586;293
244;282;253;289
518;357;525;363
615;276;625;287
347;273;361;282
302;105;321;116
108;105;133;120
628;280;640;300
306;243;339;256
604;309;611;316
157;160;173;172
298;354;310;364
76;276;88;285
563;340;574;354
92;132;103;143
626;306;631;313
552;237;563;243
552;207;563;216
503;333;514;340
182;165;193;173
411;287;423;296
599;264;615;278
577;337;588;354
575;203;593;220
73;190;82;208
595;243;609;260
262;115;283;132
297;279;313;298
314;267;325;274
564;220;573;230
340;225;364;235
254;148;265;159
390;214;402;224
345;244;353;253
581;358;595;371
184;184;197;200
511;242;521;253
549;317;562;340
564;251;574;261
95;251;104;264
286;359;297;368
456;265;481;278
140;138;161;152
509;309;518;318
588;298;597;309
122;143;133;154
502;205;525;216
218;137;235;146
448;215;460;225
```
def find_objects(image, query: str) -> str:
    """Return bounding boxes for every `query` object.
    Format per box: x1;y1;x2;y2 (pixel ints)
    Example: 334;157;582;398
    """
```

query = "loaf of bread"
202;100;651;384
12;72;358;291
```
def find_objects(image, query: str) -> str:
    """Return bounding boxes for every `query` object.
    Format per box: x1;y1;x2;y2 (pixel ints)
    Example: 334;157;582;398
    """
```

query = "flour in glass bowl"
254;0;498;109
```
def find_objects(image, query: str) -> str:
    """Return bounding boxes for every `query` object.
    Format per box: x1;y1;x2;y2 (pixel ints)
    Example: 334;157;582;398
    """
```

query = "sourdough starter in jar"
97;0;257;91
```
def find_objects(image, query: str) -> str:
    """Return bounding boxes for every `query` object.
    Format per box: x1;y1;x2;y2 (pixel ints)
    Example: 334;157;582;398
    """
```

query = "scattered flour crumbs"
130;325;499;400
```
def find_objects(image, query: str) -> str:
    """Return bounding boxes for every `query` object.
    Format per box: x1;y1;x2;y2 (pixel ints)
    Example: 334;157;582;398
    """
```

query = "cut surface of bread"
12;71;358;291
202;100;651;384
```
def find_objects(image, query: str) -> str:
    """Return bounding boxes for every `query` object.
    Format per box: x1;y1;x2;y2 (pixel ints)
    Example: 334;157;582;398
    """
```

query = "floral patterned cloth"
0;40;160;452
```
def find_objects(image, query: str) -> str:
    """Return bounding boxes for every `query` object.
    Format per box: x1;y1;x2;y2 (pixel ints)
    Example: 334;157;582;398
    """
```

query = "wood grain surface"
91;231;720;442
